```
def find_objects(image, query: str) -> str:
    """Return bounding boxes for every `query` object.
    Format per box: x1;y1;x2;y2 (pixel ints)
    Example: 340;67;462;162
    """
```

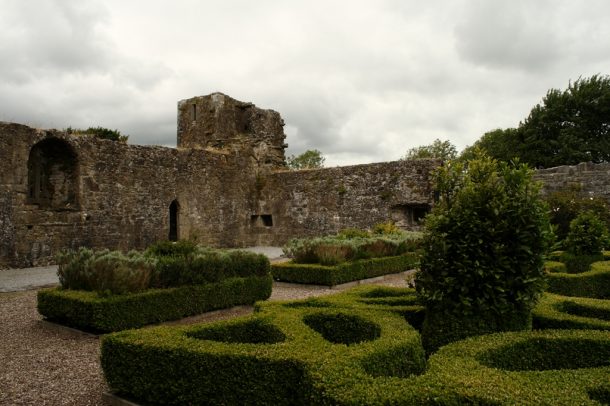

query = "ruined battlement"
177;93;287;169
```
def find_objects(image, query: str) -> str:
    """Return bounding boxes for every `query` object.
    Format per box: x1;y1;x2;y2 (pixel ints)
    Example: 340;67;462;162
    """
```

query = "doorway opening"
169;200;179;241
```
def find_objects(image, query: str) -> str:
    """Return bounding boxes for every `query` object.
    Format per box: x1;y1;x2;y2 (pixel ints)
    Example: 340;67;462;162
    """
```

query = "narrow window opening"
192;104;197;121
412;206;429;223
261;214;273;227
169;200;179;241
251;214;273;227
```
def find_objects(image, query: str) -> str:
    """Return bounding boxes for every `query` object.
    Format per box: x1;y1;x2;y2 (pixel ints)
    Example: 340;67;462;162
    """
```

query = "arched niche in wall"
169;200;180;241
27;138;79;210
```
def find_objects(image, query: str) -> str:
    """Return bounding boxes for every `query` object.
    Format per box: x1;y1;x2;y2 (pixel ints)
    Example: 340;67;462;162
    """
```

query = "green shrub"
559;251;604;273
545;188;610;242
416;154;552;352
148;246;269;288
283;232;422;265
57;244;269;293
546;260;610;299
372;221;402;235
313;242;355;265
565;210;608;256
145;239;200;257
38;275;272;333
532;293;610;330
57;248;156;295
271;253;419;286
67;126;129;143
336;228;370;239
44;243;272;332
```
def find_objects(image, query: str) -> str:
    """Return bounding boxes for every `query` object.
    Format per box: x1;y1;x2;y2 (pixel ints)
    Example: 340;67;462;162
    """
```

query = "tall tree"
286;149;325;170
519;75;610;167
460;128;521;163
464;75;610;167
404;139;457;161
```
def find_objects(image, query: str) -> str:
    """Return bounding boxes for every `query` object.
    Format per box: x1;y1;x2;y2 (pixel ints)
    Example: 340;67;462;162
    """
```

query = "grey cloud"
2;1;610;167
0;1;114;83
454;0;562;72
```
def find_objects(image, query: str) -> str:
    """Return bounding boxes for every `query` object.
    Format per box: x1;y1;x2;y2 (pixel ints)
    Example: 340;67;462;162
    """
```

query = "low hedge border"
309;329;610;405
544;260;567;273
549;250;610;261
270;253;419;286
416;329;610;405
101;305;425;405
546;260;610;299
38;275;272;333
533;292;610;330
256;285;426;331
101;285;610;405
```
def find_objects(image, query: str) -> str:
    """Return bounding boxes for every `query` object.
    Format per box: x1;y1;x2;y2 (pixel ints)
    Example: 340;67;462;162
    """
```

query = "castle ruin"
0;93;441;268
1;93;609;268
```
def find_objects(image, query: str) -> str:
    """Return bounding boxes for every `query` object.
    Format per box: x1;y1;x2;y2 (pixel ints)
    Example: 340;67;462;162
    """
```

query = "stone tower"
177;93;288;168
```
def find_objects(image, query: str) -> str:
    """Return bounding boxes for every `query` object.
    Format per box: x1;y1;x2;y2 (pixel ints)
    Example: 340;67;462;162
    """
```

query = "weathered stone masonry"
533;162;610;202
1;92;608;268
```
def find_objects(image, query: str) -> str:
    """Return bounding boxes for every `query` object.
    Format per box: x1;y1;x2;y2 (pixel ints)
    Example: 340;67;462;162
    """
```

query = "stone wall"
0;122;262;267
0;116;436;268
248;159;439;246
533;162;610;203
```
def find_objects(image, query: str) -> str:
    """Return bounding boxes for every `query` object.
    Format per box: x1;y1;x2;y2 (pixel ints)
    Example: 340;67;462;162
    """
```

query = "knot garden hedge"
101;278;610;405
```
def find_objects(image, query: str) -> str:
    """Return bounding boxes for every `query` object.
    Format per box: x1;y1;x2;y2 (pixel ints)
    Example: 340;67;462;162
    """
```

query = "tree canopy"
404;139;457;161
462;75;610;167
286;149;325;170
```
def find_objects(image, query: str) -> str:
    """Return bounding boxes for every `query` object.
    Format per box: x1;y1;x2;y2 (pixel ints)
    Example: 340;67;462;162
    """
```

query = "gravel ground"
0;274;410;405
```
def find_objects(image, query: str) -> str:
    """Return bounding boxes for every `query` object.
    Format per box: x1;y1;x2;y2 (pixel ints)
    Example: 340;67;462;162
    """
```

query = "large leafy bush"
416;154;552;351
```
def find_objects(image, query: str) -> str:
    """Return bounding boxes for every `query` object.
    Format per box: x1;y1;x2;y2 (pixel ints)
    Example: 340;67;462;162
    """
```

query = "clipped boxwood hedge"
38;275;272;333
533;292;610;330
101;305;426;405
261;285;426;331
416;329;610;405
544;260;567;273
546;260;610;299
271;253;418;286
102;282;610;405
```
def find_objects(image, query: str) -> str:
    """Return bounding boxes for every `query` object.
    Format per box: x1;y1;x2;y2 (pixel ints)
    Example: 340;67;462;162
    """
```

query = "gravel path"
0;266;59;293
0;274;410;405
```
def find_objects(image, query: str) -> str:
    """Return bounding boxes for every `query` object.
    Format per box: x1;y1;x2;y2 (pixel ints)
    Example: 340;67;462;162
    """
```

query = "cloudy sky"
1;1;609;166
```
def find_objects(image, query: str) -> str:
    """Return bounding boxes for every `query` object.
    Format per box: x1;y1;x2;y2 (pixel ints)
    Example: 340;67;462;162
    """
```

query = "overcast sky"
1;1;609;166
